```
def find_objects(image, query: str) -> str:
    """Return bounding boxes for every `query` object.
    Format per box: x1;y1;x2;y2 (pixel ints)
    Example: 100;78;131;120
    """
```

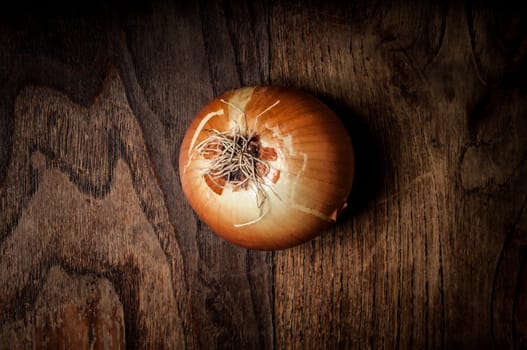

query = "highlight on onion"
179;86;354;250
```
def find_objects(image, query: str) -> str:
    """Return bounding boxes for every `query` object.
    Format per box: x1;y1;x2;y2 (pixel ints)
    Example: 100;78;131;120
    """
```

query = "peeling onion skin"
179;86;354;250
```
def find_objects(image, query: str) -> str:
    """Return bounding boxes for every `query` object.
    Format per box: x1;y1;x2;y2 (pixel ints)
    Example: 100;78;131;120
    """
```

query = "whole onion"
179;86;354;250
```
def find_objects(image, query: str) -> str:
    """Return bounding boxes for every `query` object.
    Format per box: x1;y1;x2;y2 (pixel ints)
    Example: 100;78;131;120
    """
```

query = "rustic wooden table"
1;1;526;349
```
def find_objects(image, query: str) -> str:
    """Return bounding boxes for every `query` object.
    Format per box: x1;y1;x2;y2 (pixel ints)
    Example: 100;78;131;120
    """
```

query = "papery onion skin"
179;86;354;250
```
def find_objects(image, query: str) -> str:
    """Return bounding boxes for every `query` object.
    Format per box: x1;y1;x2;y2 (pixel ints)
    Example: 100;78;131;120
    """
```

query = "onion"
179;86;354;250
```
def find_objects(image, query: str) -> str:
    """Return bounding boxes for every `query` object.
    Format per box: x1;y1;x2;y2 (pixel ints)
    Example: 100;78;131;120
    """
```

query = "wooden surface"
1;1;526;348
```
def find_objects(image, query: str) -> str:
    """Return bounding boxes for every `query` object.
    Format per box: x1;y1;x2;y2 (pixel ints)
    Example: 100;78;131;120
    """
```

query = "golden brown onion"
179;86;354;250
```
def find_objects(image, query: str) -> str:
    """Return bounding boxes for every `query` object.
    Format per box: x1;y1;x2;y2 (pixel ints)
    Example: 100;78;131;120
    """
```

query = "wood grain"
271;1;527;349
0;1;526;349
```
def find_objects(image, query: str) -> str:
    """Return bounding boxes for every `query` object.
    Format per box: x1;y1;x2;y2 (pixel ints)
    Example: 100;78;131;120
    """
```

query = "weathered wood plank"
120;1;273;348
271;1;527;349
0;70;188;348
0;2;274;349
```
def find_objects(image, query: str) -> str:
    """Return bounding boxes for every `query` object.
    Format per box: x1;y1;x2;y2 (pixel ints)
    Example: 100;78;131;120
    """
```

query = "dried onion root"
187;98;281;226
